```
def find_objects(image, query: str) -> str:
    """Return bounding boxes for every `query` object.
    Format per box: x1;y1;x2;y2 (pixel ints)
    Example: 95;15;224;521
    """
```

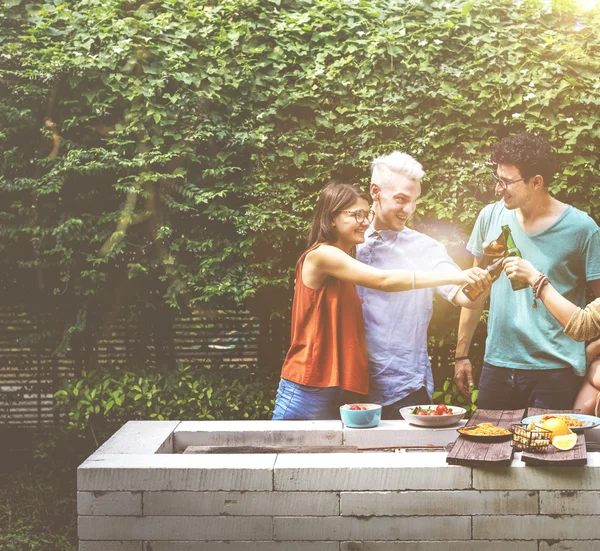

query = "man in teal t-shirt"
454;132;600;410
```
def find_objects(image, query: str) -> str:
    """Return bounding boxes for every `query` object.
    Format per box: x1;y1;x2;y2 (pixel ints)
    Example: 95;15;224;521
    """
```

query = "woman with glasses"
503;255;600;416
272;181;491;420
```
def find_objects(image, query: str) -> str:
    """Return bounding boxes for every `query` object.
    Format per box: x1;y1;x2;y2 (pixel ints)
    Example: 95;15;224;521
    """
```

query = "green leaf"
462;1;475;16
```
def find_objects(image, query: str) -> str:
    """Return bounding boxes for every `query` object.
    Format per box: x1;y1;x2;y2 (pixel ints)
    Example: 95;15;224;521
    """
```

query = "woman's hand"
502;257;540;286
459;267;492;290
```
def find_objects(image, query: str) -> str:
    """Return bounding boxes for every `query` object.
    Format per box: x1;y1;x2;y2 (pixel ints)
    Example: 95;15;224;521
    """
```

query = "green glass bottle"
501;224;529;291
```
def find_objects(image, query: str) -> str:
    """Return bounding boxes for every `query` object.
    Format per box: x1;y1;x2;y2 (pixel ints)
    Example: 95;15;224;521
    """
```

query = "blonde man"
356;152;486;420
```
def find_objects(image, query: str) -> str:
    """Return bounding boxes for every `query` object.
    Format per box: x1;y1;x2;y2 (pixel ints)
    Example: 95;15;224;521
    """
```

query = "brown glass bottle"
501;224;529;291
483;239;506;258
479;232;506;269
462;255;505;301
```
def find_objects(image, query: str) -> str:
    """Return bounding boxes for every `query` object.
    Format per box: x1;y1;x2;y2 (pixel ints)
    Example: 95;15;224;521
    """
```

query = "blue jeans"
272;378;347;420
477;363;581;411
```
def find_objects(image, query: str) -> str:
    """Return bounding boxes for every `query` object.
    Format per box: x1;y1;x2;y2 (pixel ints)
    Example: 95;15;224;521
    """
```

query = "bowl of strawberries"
339;403;382;428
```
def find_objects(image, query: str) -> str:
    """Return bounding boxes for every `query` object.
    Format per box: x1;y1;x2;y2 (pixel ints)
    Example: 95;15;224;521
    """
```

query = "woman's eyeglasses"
339;209;375;224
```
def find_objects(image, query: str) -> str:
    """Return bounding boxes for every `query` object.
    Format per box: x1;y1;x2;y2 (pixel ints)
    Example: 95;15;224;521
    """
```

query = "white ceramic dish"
400;405;467;427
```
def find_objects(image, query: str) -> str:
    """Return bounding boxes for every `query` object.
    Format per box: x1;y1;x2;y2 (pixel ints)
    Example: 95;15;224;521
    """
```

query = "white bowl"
400;405;467;427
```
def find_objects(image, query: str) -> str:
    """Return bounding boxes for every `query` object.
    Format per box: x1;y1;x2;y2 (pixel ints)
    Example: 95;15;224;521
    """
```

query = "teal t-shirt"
467;201;600;376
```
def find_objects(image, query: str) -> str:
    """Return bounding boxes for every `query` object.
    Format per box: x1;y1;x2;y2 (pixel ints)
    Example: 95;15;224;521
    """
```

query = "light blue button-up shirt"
356;227;460;407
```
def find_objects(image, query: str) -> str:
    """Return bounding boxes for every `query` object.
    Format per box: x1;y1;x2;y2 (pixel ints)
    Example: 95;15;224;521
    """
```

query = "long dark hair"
306;181;370;256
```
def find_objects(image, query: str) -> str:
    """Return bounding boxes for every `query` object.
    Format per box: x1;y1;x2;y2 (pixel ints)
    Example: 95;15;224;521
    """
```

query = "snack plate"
456;428;512;442
521;414;600;433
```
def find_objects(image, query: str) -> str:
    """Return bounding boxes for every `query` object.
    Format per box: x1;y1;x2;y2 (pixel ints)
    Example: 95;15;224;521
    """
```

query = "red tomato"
416;410;428;416
435;404;447;415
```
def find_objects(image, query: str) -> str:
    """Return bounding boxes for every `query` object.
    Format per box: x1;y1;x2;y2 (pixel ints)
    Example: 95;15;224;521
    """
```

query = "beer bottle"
501;224;529;291
481;232;506;268
462;255;504;301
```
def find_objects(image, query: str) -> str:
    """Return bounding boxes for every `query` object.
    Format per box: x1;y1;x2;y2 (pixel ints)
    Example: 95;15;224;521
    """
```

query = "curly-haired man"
454;132;600;410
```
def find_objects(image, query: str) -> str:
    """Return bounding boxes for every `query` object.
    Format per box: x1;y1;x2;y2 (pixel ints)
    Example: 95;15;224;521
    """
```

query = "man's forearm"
456;305;483;355
454;287;489;309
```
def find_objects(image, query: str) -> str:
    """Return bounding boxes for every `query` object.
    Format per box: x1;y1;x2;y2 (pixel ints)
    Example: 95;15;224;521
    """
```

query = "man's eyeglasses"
491;172;525;190
339;209;375;224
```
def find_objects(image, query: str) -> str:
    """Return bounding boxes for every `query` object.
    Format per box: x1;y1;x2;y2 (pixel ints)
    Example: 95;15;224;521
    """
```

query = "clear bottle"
501;224;529;291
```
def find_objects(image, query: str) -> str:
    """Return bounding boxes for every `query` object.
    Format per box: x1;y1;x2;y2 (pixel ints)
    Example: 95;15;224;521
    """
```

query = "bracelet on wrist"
531;273;550;309
454;356;469;361
531;272;545;288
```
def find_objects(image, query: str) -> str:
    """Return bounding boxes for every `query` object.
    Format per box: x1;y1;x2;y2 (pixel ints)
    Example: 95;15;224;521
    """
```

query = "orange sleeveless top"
280;245;369;395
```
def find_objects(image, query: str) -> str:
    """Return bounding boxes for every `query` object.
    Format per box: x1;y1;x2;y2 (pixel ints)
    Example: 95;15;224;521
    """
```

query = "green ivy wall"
1;0;599;363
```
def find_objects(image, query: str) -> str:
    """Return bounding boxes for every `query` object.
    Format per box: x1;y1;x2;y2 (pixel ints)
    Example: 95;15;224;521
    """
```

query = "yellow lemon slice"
552;432;578;451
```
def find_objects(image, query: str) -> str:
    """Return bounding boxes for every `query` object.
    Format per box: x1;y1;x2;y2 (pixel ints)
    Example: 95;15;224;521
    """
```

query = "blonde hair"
371;152;425;189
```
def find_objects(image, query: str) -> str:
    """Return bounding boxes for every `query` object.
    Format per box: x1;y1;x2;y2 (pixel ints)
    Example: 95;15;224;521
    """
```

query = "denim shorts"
477;363;582;411
271;378;342;420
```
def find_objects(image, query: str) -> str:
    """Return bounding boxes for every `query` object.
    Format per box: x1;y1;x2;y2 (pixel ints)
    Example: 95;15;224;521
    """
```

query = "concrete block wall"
78;420;600;550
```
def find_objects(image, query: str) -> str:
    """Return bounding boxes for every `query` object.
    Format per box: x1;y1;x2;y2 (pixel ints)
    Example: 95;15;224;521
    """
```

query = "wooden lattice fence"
0;301;474;428
0;307;261;427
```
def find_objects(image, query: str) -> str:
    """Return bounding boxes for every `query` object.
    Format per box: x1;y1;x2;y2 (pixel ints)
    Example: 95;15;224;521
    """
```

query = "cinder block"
340;490;538;516
146;542;338;551
79;543;143;551
93;421;179;455
343;420;467;449
174;420;342;451
274;516;470;541
473;514;600;539
539;542;600;551
78;516;272;541
78;454;275;491
144;491;339;516
275;453;471;491
540;490;600;514
341;542;536;551
77;491;142;516
473;455;600;490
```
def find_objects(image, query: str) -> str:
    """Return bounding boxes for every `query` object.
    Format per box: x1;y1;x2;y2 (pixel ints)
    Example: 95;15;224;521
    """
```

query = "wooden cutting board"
520;408;587;466
446;409;525;466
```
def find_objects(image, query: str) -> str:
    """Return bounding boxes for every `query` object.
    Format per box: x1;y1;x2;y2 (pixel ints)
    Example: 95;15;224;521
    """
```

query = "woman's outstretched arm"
305;244;491;293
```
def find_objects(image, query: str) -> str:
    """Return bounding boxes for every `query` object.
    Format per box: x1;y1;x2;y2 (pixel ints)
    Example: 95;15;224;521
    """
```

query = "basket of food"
511;422;551;452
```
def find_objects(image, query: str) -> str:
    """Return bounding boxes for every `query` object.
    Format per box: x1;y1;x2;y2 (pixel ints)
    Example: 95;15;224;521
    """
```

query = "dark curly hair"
490;132;557;186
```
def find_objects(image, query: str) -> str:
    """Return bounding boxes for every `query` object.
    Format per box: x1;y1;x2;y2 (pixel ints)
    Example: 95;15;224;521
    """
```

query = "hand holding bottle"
501;224;529;291
461;257;503;301
458;267;493;290
502;257;541;286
